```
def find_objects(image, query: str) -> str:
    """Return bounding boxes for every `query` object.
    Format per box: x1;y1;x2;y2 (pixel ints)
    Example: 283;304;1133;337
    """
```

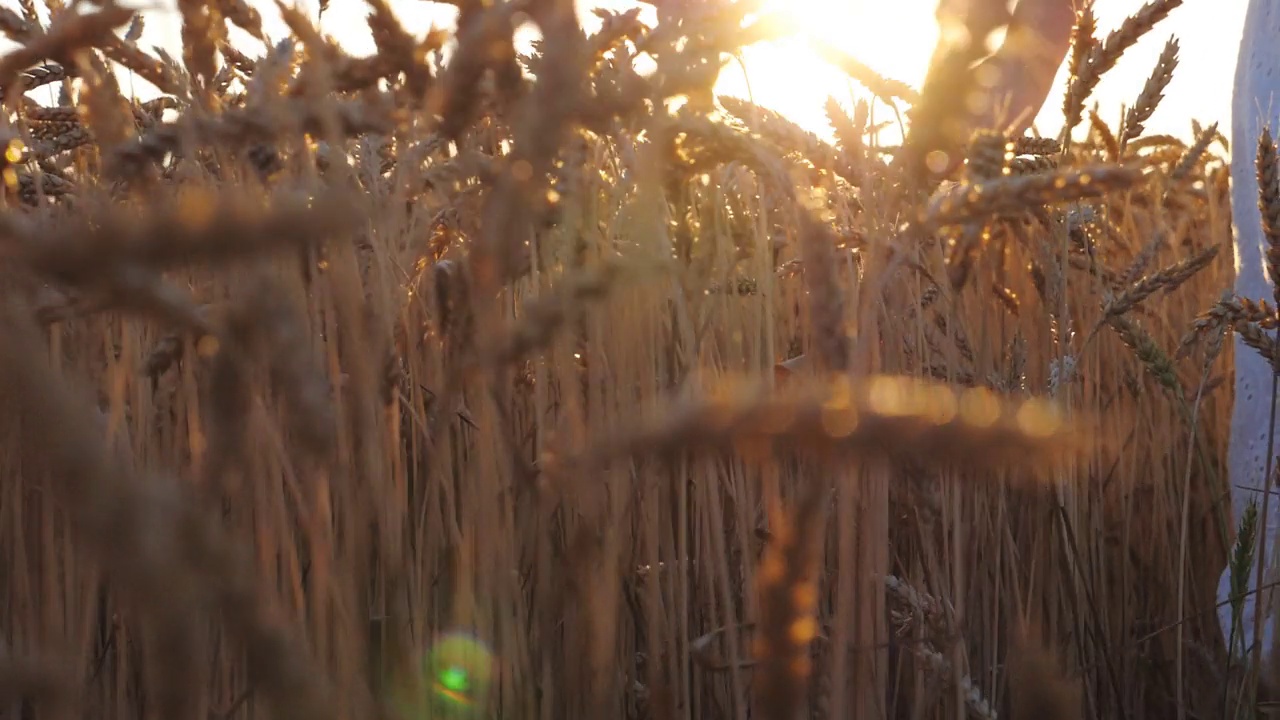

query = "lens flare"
438;665;470;694
395;631;494;718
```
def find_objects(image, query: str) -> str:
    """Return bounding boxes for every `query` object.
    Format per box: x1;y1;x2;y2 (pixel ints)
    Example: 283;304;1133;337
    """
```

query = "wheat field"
0;0;1267;718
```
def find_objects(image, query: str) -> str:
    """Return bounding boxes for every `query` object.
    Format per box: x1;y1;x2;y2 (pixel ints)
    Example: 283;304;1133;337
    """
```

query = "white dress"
1221;0;1280;661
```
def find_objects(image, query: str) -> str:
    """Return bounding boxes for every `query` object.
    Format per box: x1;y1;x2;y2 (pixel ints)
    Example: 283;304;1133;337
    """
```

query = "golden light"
715;0;941;143
136;0;1230;147
705;0;1235;147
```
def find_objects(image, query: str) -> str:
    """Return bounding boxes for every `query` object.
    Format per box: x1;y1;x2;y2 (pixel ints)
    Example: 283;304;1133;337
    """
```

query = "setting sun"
707;0;1238;146
118;0;1240;146
714;0;939;143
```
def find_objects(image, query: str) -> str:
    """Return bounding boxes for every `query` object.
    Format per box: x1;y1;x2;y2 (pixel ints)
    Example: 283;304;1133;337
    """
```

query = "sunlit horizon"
711;0;1241;147
116;0;1244;148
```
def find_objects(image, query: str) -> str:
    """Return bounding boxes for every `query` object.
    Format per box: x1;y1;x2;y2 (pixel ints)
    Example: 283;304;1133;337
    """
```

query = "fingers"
934;0;1014;29
971;0;1077;135
928;0;1013;74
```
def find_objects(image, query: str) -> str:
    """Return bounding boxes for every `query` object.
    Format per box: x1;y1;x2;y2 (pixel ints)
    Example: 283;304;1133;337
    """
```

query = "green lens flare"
392;631;493;717
438;665;470;693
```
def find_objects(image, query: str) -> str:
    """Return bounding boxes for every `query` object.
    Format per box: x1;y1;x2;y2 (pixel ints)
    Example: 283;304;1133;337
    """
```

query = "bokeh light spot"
439;665;470;694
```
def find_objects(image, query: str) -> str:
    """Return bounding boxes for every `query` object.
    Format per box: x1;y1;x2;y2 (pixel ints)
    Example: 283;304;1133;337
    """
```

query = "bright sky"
124;0;1242;145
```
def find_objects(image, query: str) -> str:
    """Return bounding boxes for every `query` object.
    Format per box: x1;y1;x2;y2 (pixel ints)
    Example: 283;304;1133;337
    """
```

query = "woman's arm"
912;0;1077;177
968;0;1078;135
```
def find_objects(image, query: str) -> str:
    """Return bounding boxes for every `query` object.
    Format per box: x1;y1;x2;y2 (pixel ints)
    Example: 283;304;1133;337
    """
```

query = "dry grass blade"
102;36;185;96
1063;0;1182;138
1009;154;1060;175
1171;121;1219;181
1120;36;1179;148
966;129;1010;182
1127;133;1185;151
218;0;264;40
1101;243;1220;320
1223;296;1277;329
0;3;133;105
719;96;859;184
1258;126;1280;305
32;264;211;337
946;223;987;291
1090;109;1121;159
811;39;919;106
13;187;362;285
468;0;586;293
671;111;800;191
7;63;67;95
826;96;867;162
178;0;223;88
1014;136;1061;156
798;207;849;372
753;487;825;720
1234;320;1280;372
1107;315;1184;395
547;376;1084;479
107;96;396;178
431;2;526;142
1061;3;1098;133
1177;294;1275;359
76;51;134;148
924;164;1143;227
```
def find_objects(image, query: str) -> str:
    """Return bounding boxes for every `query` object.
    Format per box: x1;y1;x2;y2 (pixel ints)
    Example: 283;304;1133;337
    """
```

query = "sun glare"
131;0;1233;147
714;0;940;143
710;0;1238;147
